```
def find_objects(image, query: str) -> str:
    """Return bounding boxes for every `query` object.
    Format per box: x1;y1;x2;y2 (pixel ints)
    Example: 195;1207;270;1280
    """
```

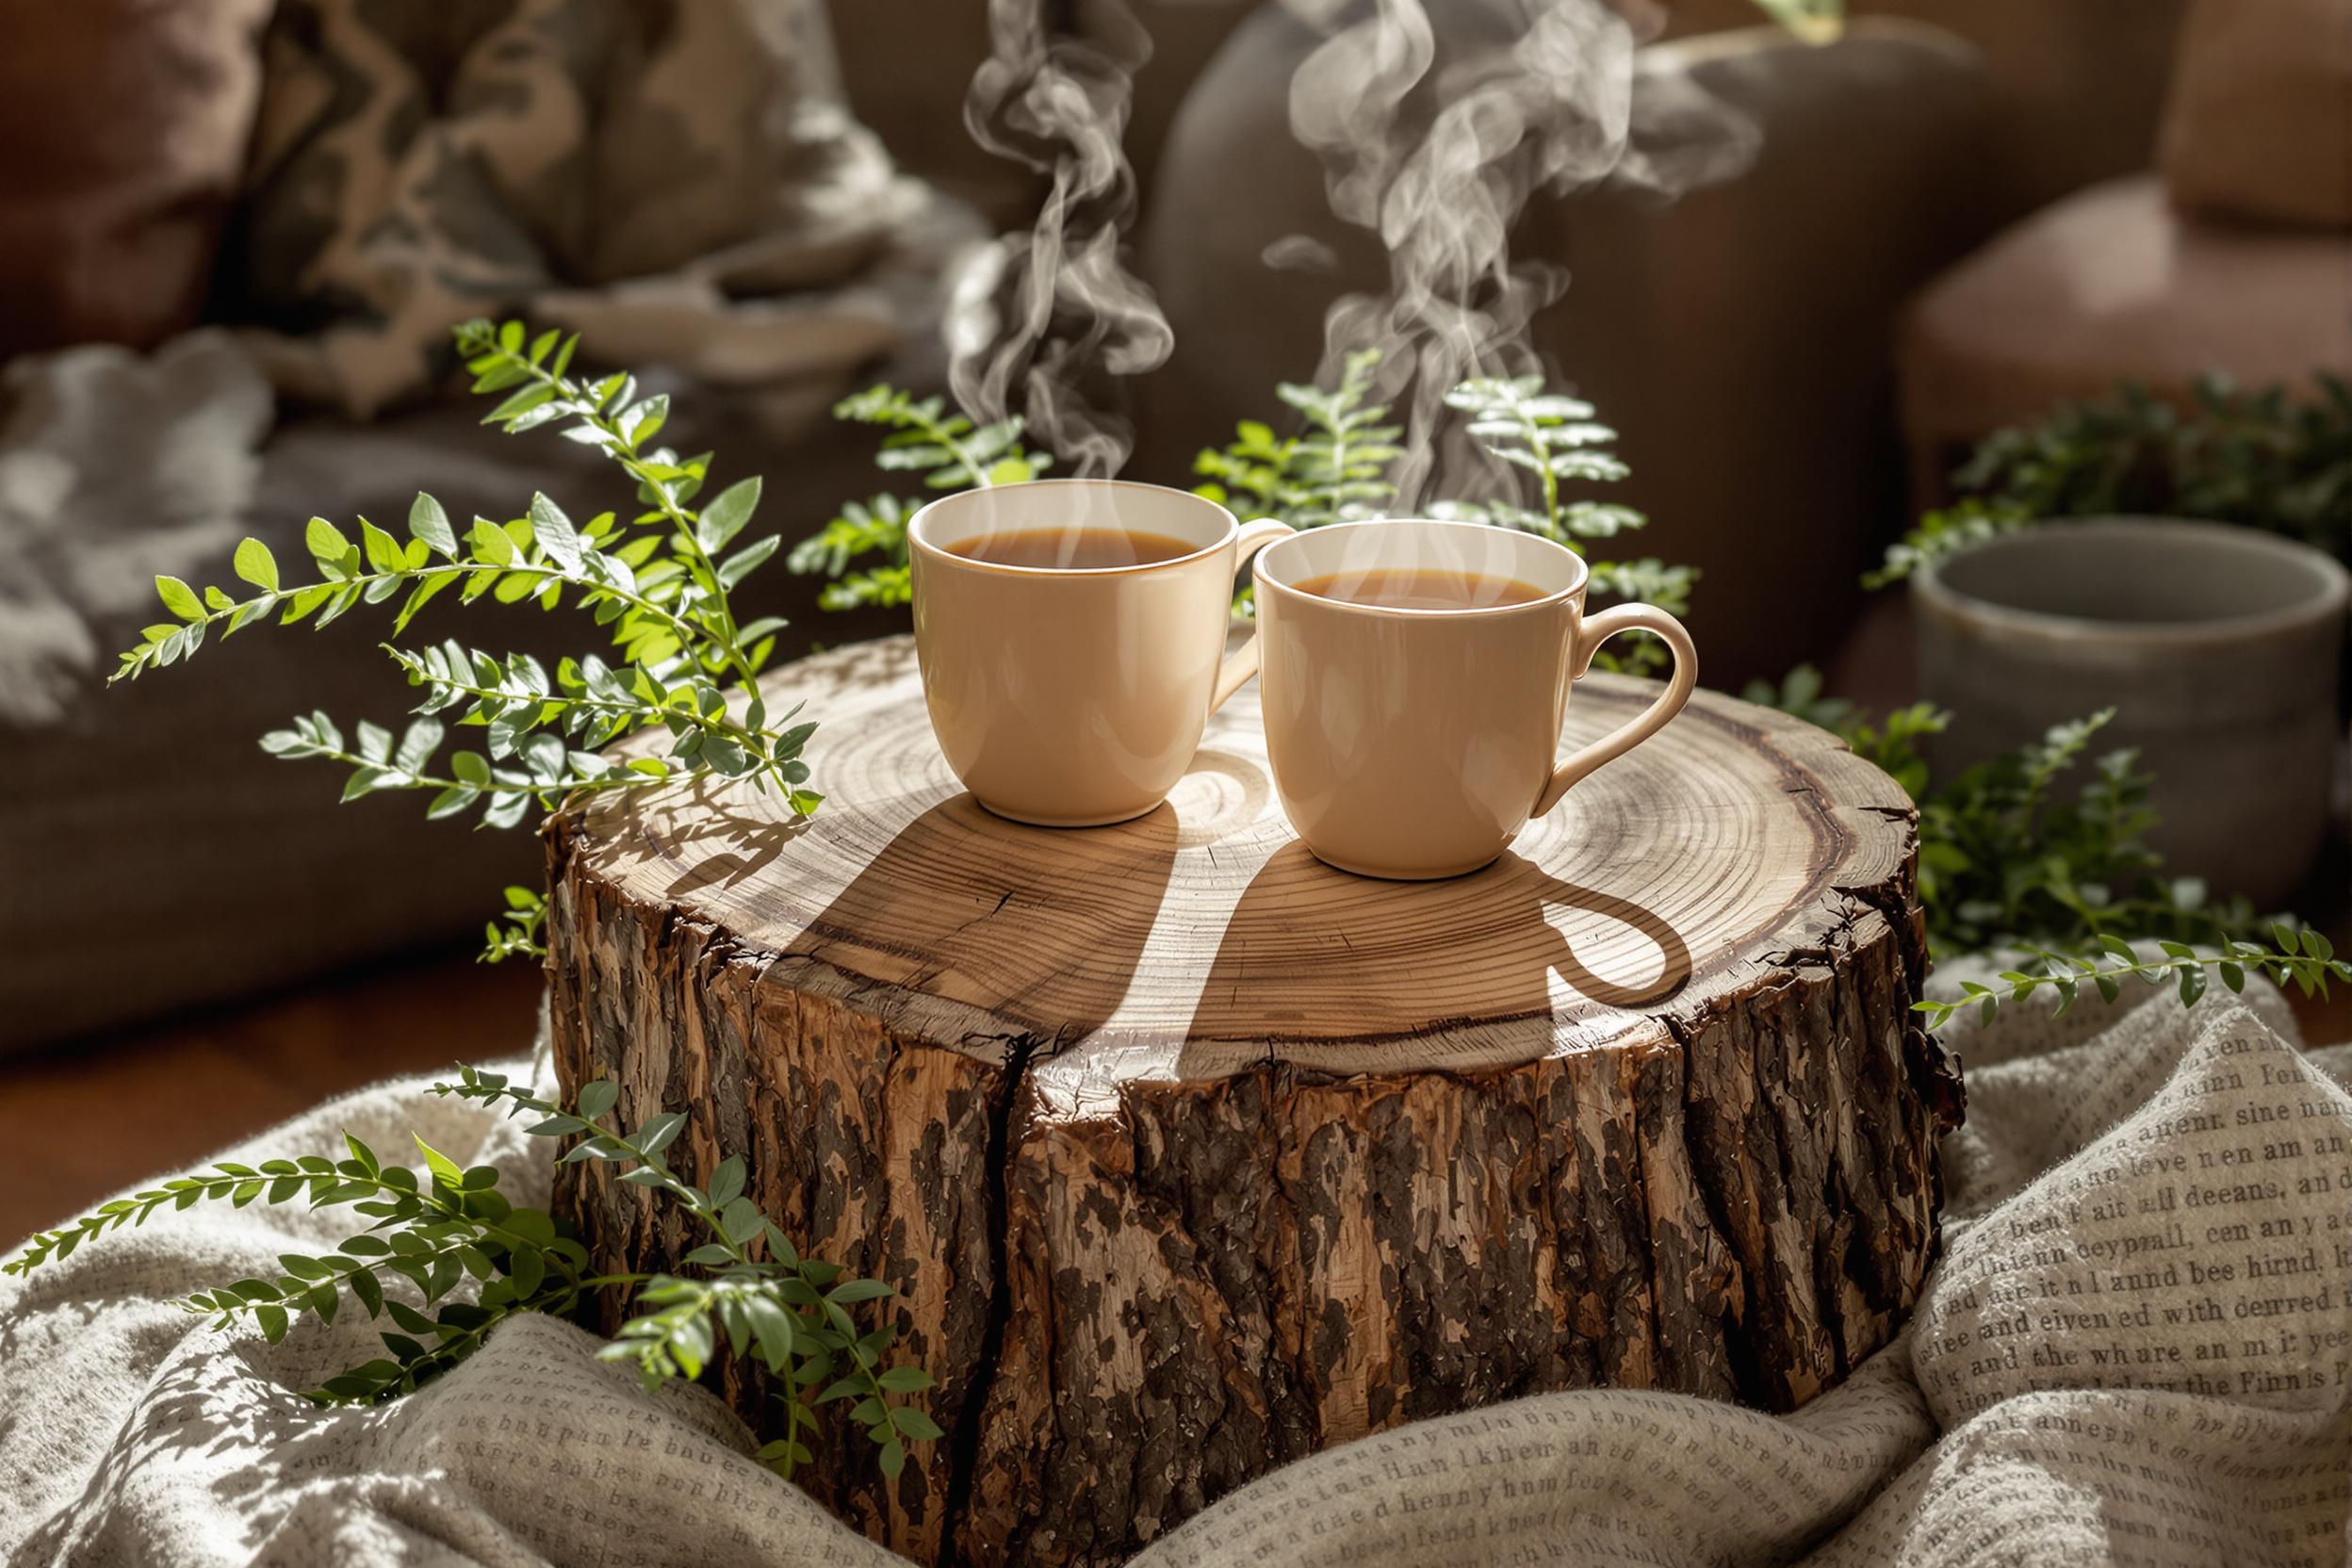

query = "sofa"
0;0;2190;1050
1898;0;2352;500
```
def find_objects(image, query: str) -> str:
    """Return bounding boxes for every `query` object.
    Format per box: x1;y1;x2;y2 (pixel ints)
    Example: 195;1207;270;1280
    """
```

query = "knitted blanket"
5;968;2348;1565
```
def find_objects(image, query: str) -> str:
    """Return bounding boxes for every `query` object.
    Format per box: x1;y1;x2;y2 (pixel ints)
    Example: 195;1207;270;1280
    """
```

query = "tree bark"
545;634;1963;1567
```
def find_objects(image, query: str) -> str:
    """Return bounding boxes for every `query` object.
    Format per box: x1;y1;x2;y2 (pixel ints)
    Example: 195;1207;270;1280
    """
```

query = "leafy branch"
1741;664;1947;801
1192;350;1403;531
437;1068;939;1478
1746;670;2294;1026
1919;928;2348;1028
1440;378;1637;543
110;319;825;959
786;391;1049;609
482;886;549;964
1862;497;2033;589
788;355;1701;678
1436;375;1693;676
1185;356;1699;668
4;1064;934;1480
1909;710;2265;956
789;497;920;611
1870;370;2352;585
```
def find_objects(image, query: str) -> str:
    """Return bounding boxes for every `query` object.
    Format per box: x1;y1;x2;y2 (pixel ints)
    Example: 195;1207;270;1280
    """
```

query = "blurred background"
3;0;2347;1237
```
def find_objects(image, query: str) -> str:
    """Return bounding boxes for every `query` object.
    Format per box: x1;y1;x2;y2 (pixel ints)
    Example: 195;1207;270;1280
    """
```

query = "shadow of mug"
1186;844;1692;1048
782;794;1183;1039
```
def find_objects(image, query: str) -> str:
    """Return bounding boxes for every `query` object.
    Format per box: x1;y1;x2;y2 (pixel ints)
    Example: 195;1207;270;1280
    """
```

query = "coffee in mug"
947;528;1199;570
1254;519;1697;879
909;480;1293;826
1292;566;1548;611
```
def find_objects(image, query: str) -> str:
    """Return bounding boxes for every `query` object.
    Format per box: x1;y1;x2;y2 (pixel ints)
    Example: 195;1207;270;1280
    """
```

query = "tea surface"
947;527;1198;569
1293;566;1549;611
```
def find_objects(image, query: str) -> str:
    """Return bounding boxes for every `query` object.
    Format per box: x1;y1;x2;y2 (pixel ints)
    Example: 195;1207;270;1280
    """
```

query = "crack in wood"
939;1029;1042;1547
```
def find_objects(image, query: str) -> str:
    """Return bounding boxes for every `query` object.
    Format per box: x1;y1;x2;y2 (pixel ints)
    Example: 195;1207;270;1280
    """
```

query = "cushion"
228;0;923;417
1900;174;2352;467
2160;0;2352;230
0;0;272;360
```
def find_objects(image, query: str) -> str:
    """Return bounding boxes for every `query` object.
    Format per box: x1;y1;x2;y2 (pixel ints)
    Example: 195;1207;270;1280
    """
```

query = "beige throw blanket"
5;969;2348;1565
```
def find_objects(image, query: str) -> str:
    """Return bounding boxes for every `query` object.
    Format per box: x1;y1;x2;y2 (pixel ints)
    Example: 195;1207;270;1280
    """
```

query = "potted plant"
1877;375;2352;908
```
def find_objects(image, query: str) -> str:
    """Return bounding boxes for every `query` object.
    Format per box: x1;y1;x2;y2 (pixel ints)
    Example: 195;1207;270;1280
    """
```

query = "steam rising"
952;0;1756;492
1286;0;1756;507
951;0;1170;477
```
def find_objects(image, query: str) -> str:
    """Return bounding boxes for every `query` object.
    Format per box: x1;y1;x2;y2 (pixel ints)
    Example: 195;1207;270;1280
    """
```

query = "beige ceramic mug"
909;479;1292;825
1253;519;1698;879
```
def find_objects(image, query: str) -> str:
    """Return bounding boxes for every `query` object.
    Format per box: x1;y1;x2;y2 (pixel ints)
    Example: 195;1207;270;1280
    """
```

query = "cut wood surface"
545;633;1965;1567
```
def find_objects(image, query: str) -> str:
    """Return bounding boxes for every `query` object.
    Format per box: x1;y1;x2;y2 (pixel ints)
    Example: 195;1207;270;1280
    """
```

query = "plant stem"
299;743;656;801
456;323;769;690
395;657;791;793
121;562;710;684
1513;401;1562;533
902;404;996;491
1919;937;2348;1027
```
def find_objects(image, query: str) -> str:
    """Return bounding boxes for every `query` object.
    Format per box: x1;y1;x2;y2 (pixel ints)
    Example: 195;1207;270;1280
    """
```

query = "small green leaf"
233;538;281;592
424;784;478;820
697;478;761;552
718;535;781;590
530;494;582;573
468;518;516;566
395;717;444;773
361;518;406;573
522;731;566;783
890;1404;943;1440
155;577;204;622
306;517;351;565
707;1155;745;1207
414;1136;466;1190
484;384;555;425
636;1111;688;1157
409;494;459;558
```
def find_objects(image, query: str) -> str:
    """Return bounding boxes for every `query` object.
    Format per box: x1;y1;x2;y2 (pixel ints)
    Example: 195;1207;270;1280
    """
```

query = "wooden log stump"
544;634;1963;1567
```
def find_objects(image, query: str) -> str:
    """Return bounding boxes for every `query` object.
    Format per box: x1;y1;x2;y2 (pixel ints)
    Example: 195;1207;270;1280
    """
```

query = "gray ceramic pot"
1914;517;2349;909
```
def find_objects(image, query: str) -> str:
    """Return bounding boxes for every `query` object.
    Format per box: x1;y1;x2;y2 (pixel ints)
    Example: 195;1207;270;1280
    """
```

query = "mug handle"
1209;518;1299;712
1532;603;1698;816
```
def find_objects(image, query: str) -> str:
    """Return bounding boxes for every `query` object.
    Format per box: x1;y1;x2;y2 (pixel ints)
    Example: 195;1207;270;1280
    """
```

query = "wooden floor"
1;950;543;1252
